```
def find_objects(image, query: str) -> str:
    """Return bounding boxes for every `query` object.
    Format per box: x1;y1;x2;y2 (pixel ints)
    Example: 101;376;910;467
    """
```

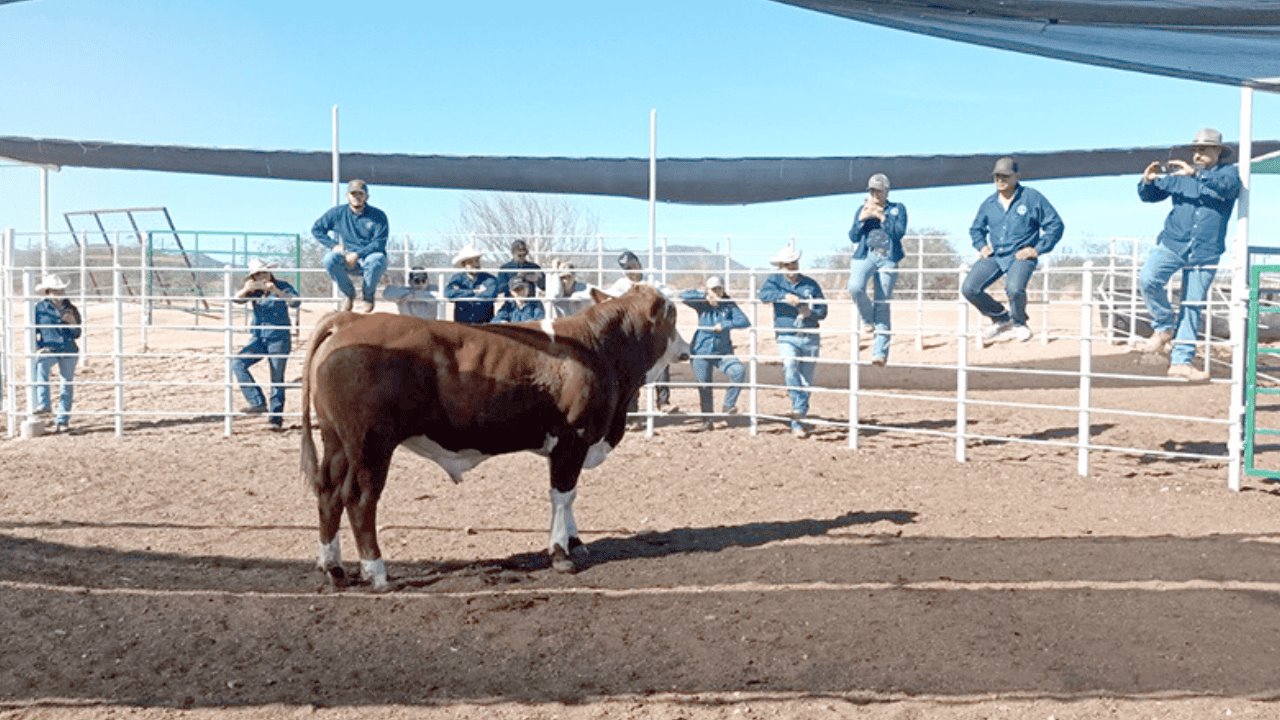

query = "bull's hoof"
324;565;348;589
550;545;577;573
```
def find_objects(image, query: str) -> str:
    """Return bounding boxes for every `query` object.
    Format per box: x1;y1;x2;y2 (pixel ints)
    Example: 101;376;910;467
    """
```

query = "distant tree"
451;193;600;269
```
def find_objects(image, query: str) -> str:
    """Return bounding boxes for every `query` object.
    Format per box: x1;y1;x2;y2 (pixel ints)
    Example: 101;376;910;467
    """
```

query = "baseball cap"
991;157;1019;176
705;275;724;290
867;173;890;191
347;178;368;194
618;250;641;269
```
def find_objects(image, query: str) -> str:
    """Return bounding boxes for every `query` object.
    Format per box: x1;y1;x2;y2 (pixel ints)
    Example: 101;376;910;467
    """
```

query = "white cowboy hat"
452;245;485;266
770;246;802;266
705;275;724;290
246;258;278;276
34;274;69;293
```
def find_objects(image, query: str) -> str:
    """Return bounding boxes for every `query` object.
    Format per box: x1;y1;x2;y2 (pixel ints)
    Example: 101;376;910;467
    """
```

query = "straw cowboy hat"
1187;127;1232;159
770;246;802;266
34;274;69;293
452;245;485;266
246;258;278;276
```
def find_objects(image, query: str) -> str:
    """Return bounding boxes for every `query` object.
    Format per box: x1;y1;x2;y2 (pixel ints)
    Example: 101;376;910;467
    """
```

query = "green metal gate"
1244;264;1280;479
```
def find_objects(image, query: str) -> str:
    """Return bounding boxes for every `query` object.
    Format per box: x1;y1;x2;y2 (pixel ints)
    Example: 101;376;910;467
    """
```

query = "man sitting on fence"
1136;127;1241;382
32;273;82;433
232;259;300;431
311;178;389;313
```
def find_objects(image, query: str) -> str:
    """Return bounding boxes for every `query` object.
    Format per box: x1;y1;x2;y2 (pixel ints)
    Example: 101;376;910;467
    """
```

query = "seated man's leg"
233;338;267;409
1170;265;1217;367
720;356;746;412
871;259;898;360
691;357;714;415
1004;258;1038;328
847;255;878;329
961;257;1009;322
322;250;357;300
358;253;389;303
1138;244;1182;340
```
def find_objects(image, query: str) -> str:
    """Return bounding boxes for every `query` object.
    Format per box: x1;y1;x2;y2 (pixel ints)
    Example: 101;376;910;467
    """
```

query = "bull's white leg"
549;487;577;558
360;558;388;591
317;536;342;571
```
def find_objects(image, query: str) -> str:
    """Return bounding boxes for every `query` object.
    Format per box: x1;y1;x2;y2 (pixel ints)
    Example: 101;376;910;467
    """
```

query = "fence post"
956;264;969;463
848;289;860;450
748;271;759;437
1040;266;1050;346
1202;281;1215;375
1128;239;1140;347
224;266;235;437
2;229;13;438
1078;262;1094;476
78;231;89;366
22;270;36;420
916;236;924;351
140;231;150;352
112;239;124;437
1106;237;1117;345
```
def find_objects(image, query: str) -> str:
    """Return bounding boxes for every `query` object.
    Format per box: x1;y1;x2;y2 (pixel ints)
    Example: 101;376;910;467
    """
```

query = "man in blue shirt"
759;246;828;438
493;277;546;323
848;173;908;366
963;157;1065;345
232;259;300;430
31;273;82;432
445;246;499;324
311;178;389;313
1137;128;1241;382
681;275;750;430
496;239;545;297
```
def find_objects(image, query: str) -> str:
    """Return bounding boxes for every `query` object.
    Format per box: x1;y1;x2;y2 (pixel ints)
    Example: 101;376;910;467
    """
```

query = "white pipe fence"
0;229;1259;487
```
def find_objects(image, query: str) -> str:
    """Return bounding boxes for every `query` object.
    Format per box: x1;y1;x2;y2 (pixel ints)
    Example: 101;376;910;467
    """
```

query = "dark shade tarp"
772;0;1280;90
4;136;1279;205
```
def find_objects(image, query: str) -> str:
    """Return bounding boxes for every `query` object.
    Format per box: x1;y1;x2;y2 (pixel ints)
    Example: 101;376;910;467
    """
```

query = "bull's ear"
589;288;612;305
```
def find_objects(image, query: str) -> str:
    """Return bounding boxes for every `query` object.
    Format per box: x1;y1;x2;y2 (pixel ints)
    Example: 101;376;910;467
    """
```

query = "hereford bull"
299;284;689;590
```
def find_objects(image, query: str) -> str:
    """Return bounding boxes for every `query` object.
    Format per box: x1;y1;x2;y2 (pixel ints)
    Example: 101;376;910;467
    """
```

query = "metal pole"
748;272;759;437
78;231;88;366
22;270;36;420
2;229;14;438
1040;268;1050;346
139;231;150;351
647;109;657;282
331;105;340;207
1129;239;1140;347
1106;237;1117;345
956;264;969;463
223;266;234;437
39;166;49;274
916;235;925;352
848;288;860;450
1078;262;1094;477
112;239;123;437
1228;86;1254;492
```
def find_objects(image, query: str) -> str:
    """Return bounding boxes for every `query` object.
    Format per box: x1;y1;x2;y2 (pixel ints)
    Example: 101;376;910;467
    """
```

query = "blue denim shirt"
969;185;1064;270
1138;163;1240;265
493;299;546;324
849;201;908;263
34;299;82;353
497;260;545;296
446;272;498;324
680;289;750;357
758;273;828;335
311;204;390;258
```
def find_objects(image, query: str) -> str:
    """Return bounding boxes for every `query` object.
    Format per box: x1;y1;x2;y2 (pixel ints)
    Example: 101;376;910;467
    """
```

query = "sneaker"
241;404;267;415
722;406;739;416
31;407;52;418
267;422;285;432
54;423;69;434
790;424;809;439
1167;363;1210;382
870;356;887;367
340;296;355;312
355;299;375;313
698;419;714;432
1140;329;1173;354
1010;324;1033;342
981;320;1014;346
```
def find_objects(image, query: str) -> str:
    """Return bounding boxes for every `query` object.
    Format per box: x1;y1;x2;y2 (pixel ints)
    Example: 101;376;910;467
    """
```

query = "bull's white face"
645;299;690;383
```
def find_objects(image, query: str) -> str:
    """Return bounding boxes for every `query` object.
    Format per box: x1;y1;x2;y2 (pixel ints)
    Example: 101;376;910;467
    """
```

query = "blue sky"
2;0;1278;264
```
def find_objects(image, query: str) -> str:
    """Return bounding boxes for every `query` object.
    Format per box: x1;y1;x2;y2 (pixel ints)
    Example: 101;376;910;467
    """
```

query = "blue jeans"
848;254;898;360
323;250;387;302
777;333;820;428
962;257;1037;326
691;355;746;414
233;336;290;425
34;352;77;426
1139;244;1217;366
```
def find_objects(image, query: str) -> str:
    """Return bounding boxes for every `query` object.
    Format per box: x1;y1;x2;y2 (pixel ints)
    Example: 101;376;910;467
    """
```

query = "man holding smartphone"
1137;128;1241;381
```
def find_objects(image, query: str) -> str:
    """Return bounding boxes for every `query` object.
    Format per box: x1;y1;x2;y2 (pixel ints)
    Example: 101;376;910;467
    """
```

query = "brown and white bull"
299;285;689;590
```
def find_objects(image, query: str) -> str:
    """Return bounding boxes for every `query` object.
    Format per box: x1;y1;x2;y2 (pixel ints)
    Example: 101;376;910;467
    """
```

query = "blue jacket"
1138;163;1240;265
680;289;750;358
237;278;299;346
849;200;909;263
34;299;82;353
446;272;498;324
493;299;546;324
969;185;1064;269
311;204;390;258
758;273;828;335
497;260;545;295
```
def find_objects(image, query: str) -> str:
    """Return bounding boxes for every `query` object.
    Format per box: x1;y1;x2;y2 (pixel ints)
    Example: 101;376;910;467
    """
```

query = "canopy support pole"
1228;85;1254;492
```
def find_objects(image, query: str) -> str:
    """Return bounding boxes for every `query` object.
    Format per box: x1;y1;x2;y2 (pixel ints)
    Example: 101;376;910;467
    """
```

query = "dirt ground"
3;300;1280;719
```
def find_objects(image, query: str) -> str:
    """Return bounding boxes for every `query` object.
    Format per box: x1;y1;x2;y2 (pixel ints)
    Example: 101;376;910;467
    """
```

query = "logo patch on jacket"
1017;205;1028;215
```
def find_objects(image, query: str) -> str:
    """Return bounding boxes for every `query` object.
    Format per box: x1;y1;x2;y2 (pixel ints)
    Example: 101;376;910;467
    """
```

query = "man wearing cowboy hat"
31;273;82;432
544;260;593;318
759;245;828;438
444;245;499;324
848;172;909;366
497;239;545;297
311;178;390;313
231;259;300;430
964;156;1065;346
1137;127;1242;382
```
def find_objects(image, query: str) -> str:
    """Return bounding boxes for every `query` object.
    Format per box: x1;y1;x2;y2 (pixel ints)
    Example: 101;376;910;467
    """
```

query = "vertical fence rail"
1129;240;1140;347
955;264;969;463
112;241;124;437
848;292;860;450
915;236;925;352
1078;262;1094;476
748;272;759;437
1040;269;1050;346
2;229;12;438
223;267;234;438
22;271;35;421
1106;238;1117;345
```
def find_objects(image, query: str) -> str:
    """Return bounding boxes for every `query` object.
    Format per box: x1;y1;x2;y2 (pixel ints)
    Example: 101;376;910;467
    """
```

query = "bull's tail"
300;312;344;494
